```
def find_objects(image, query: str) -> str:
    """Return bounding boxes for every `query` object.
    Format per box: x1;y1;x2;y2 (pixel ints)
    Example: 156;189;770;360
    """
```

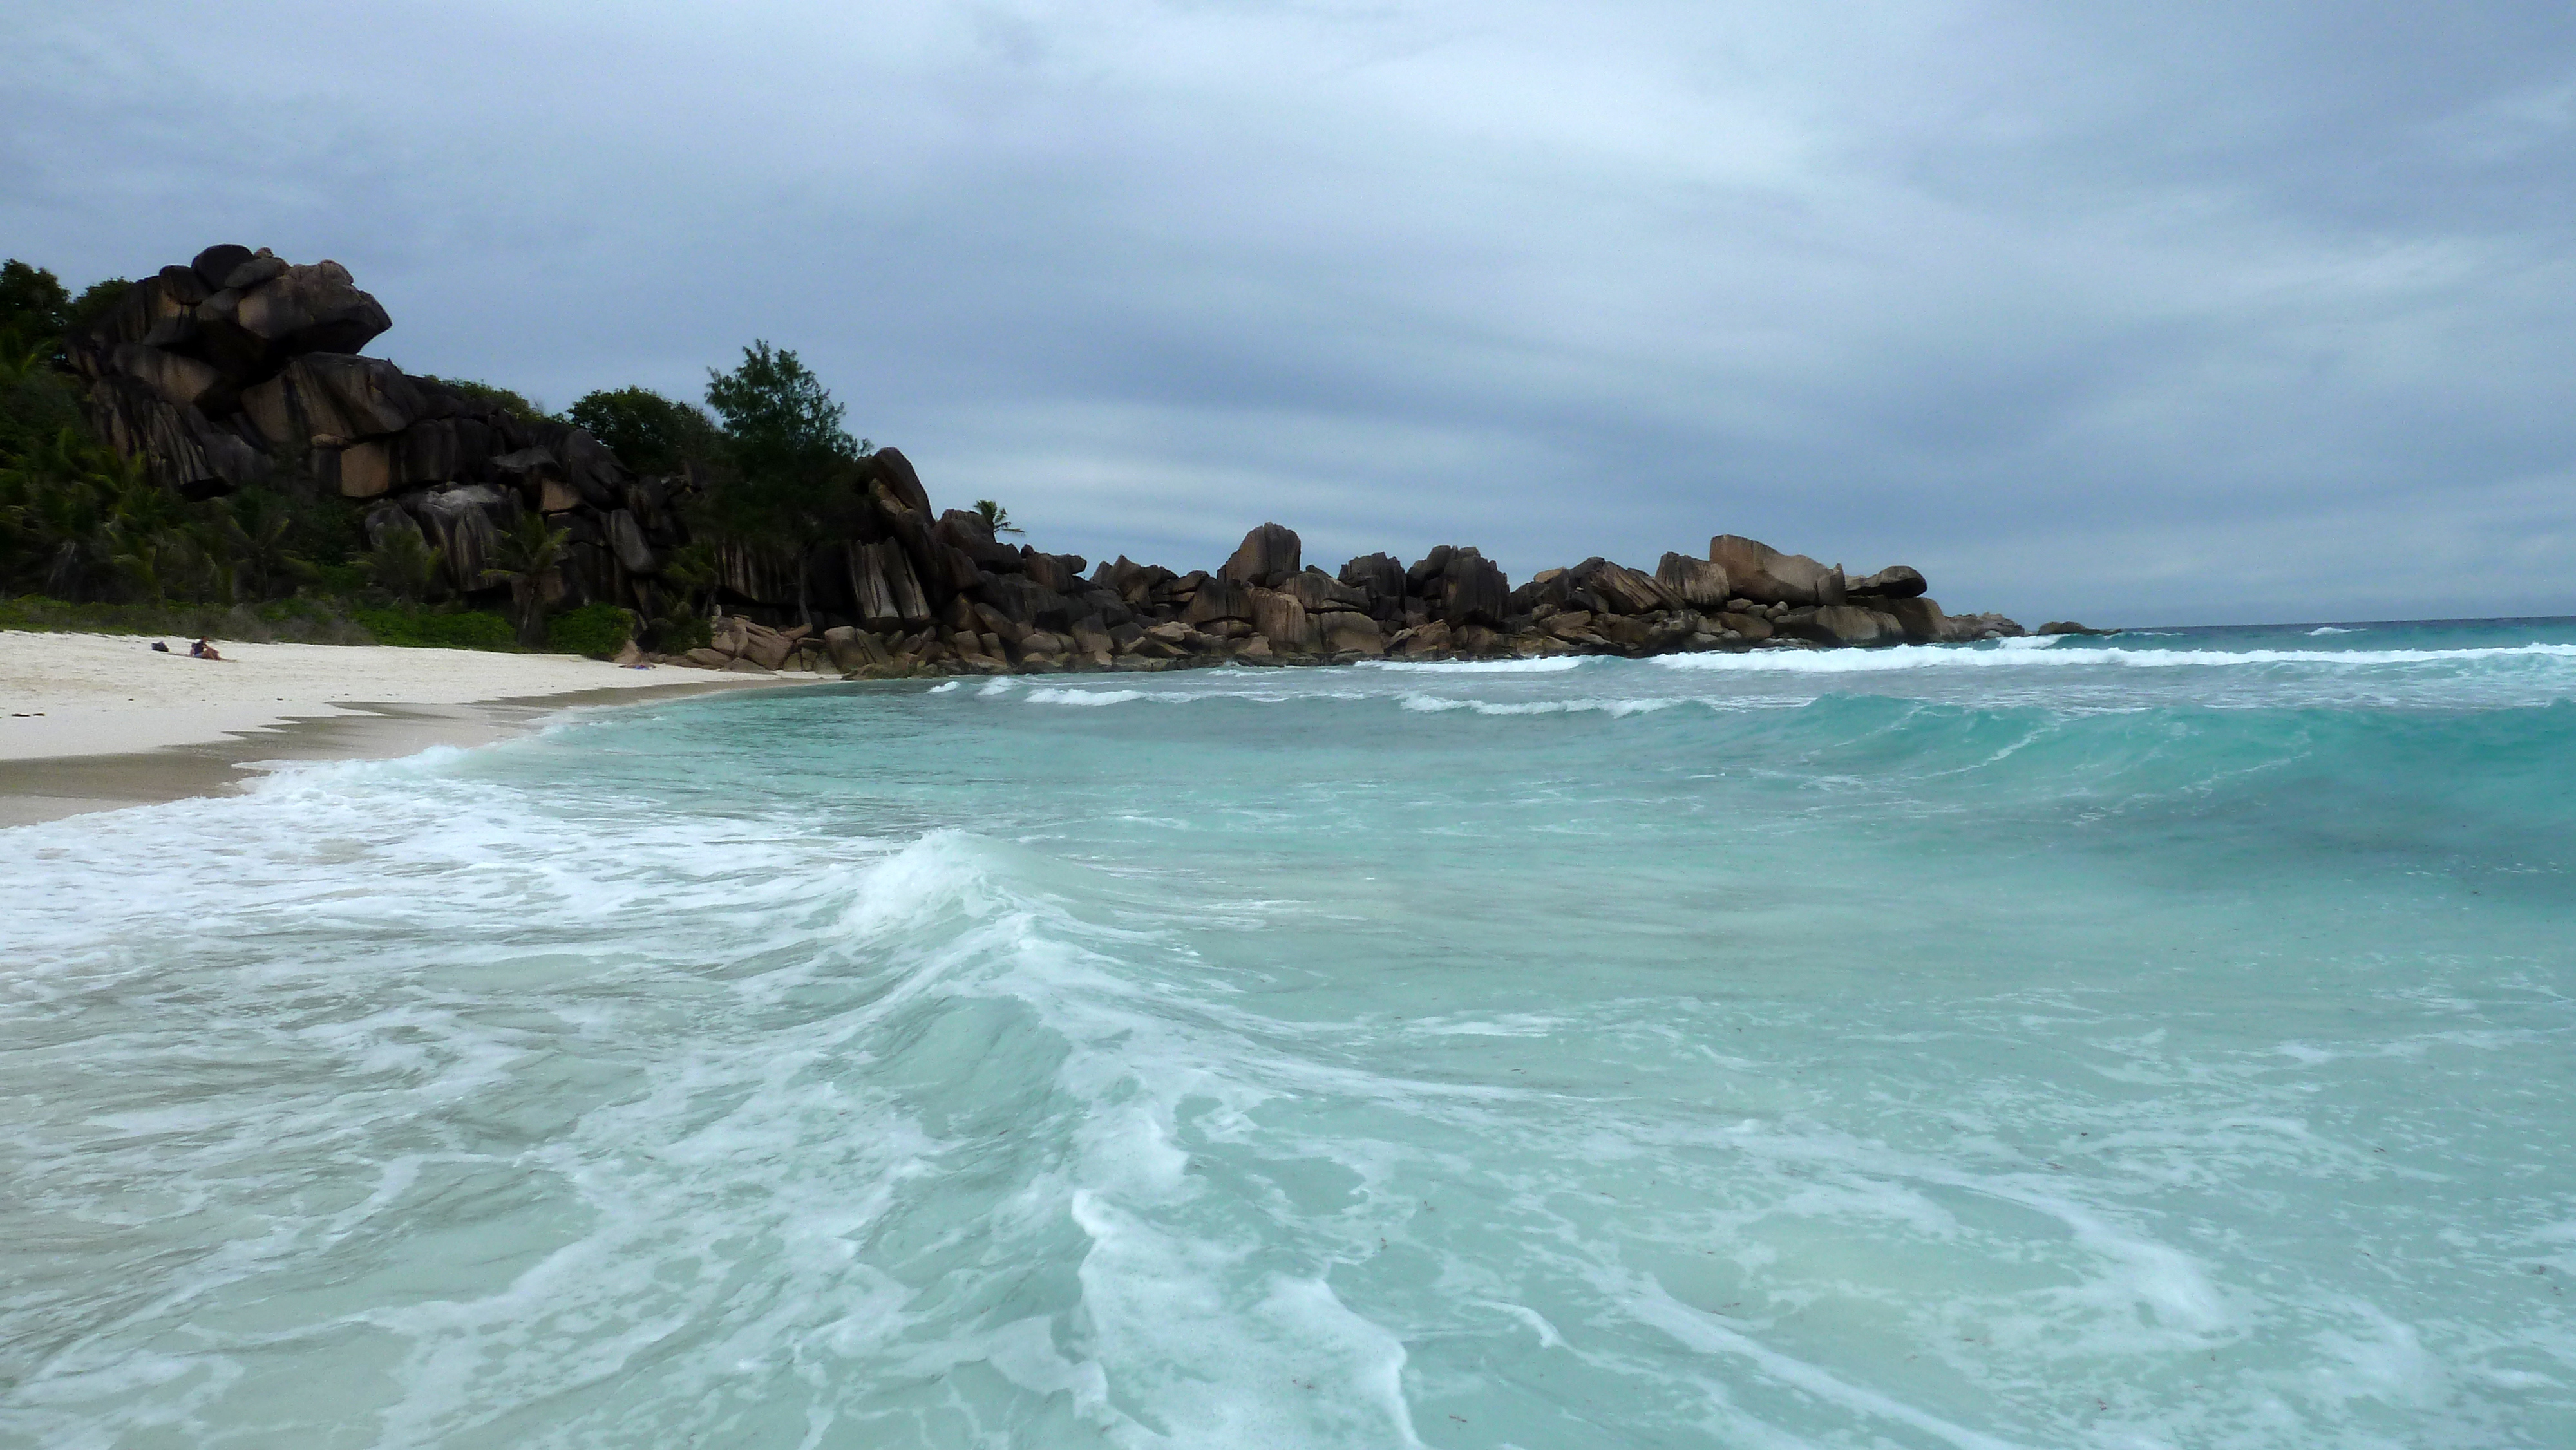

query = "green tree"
422;376;542;419
484;511;569;646
64;278;130;337
0;428;162;599
365;527;444;603
567;386;726;475
0;262;128;371
645;541;716;652
704;341;857;475
0;330;84;468
972;499;1023;536
0;261;70;353
701;341;871;627
213;487;308;600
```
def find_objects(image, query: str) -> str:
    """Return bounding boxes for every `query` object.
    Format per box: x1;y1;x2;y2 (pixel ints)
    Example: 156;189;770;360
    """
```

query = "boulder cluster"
674;513;2026;678
74;246;2029;677
67;245;708;620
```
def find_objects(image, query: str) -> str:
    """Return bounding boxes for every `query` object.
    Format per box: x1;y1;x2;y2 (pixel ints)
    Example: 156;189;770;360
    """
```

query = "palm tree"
110;529;194;607
365;527;444;603
215;489;307;601
100;465;191;605
642;542;715;652
484;511;569;646
972;498;1023;536
0;427;129;598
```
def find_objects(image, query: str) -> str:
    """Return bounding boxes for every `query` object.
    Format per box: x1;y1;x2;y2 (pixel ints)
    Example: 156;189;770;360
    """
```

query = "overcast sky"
8;2;2573;623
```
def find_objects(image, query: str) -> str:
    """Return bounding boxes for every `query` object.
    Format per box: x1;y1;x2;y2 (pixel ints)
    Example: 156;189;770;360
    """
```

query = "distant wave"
2308;626;2362;636
1653;642;2576;673
1361;657;1589;673
1021;687;1151;707
1399;693;1684;717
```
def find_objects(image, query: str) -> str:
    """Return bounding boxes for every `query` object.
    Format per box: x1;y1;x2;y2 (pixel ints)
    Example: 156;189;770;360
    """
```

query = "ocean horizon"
8;617;2574;1447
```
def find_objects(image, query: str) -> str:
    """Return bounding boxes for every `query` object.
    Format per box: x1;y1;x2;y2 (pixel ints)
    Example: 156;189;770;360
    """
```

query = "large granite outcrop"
67;246;699;619
77;246;2029;678
676;511;2025;677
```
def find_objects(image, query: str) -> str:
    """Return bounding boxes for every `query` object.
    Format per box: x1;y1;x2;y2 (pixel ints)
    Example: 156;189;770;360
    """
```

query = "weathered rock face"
1320;612;1387;655
1849;564;1926;599
70;246;696;609
1570;558;1676;616
1940;611;2027;642
694;502;2023;672
1182;575;1256;626
1655;552;1732;610
1441;549;1509;627
1716;610;1775;642
1882;596;1947;643
1337;554;1406;621
1278;569;1367;614
1220;523;1301;588
80;252;393;395
409;484;513;589
871;447;933;516
1251;589;1317;654
1709;536;1844;607
1777;604;1902;647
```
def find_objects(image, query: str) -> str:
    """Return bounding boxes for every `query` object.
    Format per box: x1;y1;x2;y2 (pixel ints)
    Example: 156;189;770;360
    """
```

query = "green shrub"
545;601;632;659
0;594;371;644
421;376;544;419
651;612;712;654
309;561;368;596
566;386;726;475
355;607;516;650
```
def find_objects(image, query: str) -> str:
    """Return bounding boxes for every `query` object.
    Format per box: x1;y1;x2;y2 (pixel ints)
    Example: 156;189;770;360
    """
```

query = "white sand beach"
0;632;798;824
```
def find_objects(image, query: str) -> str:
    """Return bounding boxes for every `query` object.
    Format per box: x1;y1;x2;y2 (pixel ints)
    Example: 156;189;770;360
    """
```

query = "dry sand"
0;631;811;825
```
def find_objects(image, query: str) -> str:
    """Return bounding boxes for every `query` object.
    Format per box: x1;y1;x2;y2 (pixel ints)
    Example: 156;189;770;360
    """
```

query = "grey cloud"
6;0;2572;624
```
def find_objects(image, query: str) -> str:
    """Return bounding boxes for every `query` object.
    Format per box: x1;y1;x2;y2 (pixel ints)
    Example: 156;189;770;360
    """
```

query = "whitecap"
1361;656;1591;673
1650;641;2576;674
1398;692;1683;717
1021;688;1150;707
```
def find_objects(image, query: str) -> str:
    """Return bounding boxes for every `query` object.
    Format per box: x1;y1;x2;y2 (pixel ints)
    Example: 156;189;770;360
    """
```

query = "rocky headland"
69;245;2033;679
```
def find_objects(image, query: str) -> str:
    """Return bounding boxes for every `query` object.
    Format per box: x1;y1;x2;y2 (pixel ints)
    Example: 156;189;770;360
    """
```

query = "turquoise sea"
6;619;2575;1448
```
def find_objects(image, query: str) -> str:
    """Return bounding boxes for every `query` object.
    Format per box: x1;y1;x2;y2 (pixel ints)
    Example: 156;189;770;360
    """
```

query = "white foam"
2309;626;2363;636
1021;687;1150;707
1651;640;2576;674
1360;655;1591;673
1397;692;1683;717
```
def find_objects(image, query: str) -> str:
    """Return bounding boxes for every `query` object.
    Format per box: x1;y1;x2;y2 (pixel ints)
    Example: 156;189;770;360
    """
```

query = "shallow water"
6;619;2575;1448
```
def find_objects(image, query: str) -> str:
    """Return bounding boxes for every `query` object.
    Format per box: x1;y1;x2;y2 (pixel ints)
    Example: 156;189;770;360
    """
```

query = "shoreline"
0;681;808;828
1;631;821;827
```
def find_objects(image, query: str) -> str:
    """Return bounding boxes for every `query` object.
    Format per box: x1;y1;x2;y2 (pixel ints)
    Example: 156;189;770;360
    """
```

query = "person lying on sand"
188;638;223;661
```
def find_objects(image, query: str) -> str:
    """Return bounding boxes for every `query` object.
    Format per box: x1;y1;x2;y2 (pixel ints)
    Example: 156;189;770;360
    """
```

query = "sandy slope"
0;631;758;763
